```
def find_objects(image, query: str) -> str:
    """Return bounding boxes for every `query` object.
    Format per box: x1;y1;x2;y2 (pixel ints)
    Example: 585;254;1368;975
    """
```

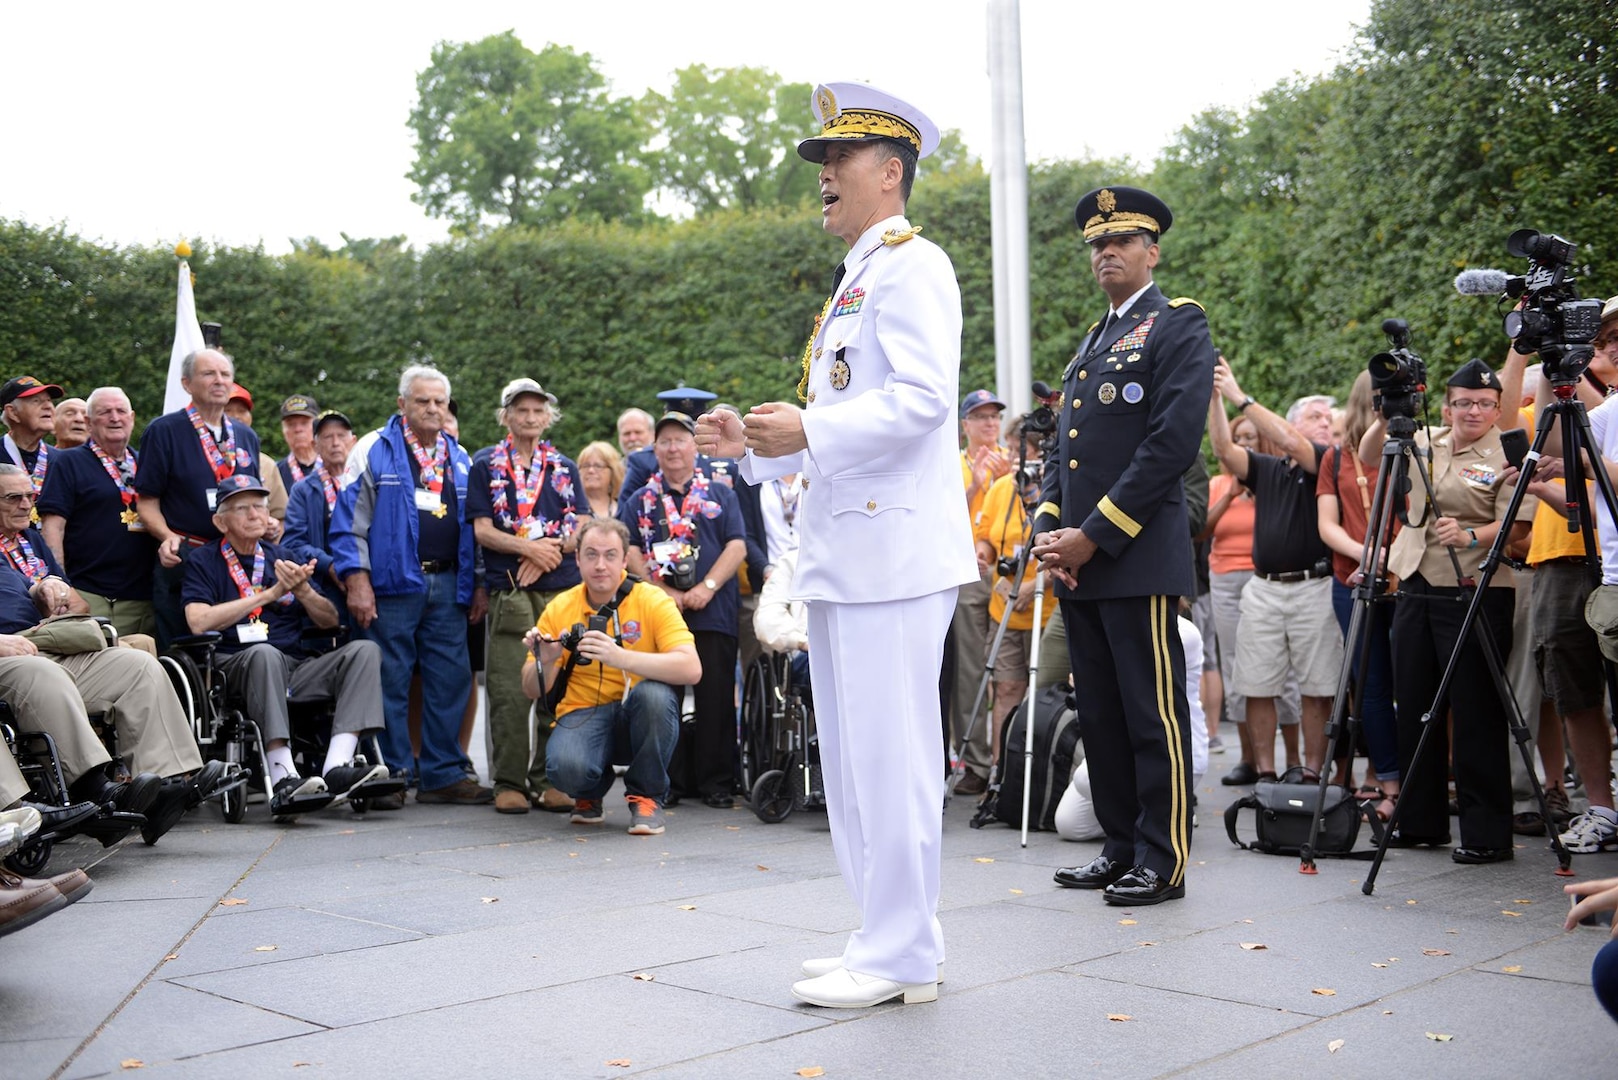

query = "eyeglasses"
1448;399;1499;412
0;492;35;506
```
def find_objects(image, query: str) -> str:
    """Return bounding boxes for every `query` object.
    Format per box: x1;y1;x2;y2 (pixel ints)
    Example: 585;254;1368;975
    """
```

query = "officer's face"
819;142;902;248
1089;233;1158;302
1445;390;1500;443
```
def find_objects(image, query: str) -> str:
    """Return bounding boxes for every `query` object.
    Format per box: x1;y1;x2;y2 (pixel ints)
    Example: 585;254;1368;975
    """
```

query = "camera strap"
545;575;639;714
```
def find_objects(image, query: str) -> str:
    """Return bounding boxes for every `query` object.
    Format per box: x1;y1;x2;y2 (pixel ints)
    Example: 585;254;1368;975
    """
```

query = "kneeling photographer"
523;518;701;836
1359;359;1536;861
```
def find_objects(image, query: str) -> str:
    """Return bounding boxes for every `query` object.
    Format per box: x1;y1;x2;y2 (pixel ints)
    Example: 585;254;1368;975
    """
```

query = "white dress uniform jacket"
741;214;978;600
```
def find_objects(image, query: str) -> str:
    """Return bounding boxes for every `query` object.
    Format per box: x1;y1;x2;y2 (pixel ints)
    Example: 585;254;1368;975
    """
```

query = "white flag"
163;260;204;415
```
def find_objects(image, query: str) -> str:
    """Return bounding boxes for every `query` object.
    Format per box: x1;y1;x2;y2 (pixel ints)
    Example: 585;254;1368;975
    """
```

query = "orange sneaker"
625;795;665;835
570;799;603;825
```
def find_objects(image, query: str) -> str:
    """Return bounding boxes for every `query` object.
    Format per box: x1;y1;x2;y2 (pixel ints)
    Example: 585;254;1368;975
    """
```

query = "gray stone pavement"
5;726;1617;1080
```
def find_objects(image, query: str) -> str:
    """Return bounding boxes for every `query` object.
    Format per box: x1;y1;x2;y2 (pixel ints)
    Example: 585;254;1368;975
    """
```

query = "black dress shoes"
702;792;735;809
1053;856;1130;890
1220;762;1260;786
1103;866;1186;906
1451;846;1514;864
25;801;100;838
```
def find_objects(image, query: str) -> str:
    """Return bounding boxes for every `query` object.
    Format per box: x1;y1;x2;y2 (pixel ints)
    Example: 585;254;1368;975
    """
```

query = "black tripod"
1355;374;1618;892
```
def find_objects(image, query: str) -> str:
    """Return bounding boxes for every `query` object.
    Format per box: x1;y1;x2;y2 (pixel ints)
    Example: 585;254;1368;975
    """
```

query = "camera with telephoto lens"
1018;400;1058;455
558;614;615;666
1499;229;1603;379
1368;318;1427;422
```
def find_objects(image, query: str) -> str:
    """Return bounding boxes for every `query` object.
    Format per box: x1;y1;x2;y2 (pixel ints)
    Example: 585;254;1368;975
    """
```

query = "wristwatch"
1238;395;1256;412
703;577;718;590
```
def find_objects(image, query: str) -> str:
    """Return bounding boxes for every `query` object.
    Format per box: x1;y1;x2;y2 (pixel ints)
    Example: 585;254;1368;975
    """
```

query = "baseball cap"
280;394;319;419
500;378;558;409
960;389;1006;418
0;376;64;408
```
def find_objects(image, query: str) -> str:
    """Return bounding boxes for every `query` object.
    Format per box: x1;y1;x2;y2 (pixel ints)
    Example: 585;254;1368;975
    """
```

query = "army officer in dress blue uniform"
1031;186;1215;906
698;81;977;1009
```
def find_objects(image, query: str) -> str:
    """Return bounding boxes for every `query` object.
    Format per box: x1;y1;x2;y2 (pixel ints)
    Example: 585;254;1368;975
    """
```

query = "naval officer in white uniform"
698;81;977;1009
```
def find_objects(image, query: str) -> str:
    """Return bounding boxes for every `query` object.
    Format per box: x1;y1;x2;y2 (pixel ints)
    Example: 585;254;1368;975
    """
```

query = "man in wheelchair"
182;474;396;815
521;518;700;836
0;464;230;844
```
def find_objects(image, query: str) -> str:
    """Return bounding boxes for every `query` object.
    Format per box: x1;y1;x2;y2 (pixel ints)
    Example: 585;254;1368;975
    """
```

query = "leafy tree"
643;65;817;214
407;32;650;232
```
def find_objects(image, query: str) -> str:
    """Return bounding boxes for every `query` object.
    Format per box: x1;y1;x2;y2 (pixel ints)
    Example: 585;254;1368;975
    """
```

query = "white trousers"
808;587;956;985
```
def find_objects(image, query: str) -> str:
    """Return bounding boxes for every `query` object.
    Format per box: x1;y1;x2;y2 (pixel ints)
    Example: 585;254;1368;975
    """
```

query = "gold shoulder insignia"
1168;297;1205;311
1085;320;1100;333
881;226;923;246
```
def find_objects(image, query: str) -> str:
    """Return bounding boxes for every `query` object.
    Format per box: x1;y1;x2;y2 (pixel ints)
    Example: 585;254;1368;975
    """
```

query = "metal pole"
987;0;1032;412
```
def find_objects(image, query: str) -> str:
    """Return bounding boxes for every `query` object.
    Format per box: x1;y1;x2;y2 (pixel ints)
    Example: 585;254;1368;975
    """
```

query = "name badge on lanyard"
415;489;444;515
237;620;269;644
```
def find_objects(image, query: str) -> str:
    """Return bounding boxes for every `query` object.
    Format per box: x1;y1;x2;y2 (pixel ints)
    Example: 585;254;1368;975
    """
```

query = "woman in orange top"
973;418;1056;767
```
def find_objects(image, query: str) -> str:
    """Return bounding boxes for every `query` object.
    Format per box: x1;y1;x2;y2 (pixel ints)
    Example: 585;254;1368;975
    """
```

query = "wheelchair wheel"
751;769;794;824
740;655;776;791
349;798;369;814
4;839;51;876
220;781;247;824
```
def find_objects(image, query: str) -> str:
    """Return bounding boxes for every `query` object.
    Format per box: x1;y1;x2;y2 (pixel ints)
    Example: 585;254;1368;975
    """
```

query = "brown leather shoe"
954;771;988;796
536;788;575;813
0;868;91;940
494;789;530;815
416;778;495;805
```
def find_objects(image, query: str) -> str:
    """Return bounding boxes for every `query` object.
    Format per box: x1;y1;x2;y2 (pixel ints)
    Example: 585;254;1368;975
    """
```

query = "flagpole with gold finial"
162;239;205;415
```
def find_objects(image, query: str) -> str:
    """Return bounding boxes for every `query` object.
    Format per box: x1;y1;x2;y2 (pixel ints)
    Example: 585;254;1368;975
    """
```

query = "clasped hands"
1029;528;1098;589
694;404;807;460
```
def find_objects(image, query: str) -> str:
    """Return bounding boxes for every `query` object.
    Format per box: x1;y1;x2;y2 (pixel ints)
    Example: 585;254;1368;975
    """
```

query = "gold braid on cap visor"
818;109;921;153
1083;212;1162;241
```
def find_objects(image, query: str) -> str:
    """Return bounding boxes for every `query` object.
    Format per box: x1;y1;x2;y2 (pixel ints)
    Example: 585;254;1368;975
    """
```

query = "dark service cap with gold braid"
797;81;941;163
1074;185;1174;242
1446;358;1503;392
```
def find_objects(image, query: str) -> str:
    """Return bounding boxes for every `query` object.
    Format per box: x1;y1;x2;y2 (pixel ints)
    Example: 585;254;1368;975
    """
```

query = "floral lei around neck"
489;437;578;538
635;468;722;572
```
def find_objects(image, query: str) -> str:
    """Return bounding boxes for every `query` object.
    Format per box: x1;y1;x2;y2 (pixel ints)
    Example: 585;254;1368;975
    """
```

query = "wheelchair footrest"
271;791;337;816
348;776;407;801
81;811;145;848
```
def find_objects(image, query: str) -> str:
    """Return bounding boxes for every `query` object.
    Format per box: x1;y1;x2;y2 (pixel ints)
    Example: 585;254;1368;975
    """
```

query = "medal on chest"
829;358;852;390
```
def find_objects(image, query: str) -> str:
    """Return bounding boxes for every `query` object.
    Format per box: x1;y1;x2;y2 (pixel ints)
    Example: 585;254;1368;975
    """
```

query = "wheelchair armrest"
299;625;350;645
93;616;119;647
170;632;223;656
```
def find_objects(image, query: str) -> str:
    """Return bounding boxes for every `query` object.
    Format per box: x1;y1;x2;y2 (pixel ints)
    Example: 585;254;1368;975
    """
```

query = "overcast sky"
2;0;1371;254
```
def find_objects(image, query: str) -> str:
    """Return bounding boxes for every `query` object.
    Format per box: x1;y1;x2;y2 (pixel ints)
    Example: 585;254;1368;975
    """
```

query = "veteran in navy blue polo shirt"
38;387;158;638
466;378;585;815
183;474;399;816
282;410;357;616
135;348;263;649
621;411;746;807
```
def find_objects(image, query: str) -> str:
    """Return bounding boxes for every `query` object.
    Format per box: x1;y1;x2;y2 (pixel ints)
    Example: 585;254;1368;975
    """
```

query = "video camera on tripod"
1368;318;1427;422
1455;228;1605;381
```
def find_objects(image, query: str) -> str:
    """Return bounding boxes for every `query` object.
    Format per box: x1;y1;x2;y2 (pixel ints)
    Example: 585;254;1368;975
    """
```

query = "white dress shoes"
800;956;944;982
791;967;938;1008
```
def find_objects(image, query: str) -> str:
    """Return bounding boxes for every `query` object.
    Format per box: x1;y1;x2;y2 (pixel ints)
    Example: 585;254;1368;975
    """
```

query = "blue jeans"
363;570;470;791
1331;579;1399;781
546;681;680;803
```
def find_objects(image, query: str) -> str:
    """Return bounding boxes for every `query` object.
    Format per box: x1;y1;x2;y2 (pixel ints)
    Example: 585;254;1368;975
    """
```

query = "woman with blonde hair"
575;441;624;518
1316;370;1400;818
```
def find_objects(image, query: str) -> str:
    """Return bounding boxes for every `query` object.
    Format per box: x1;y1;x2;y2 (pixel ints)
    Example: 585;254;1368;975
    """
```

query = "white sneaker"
1560;811;1618;853
791;968;937;1008
801;956;945;982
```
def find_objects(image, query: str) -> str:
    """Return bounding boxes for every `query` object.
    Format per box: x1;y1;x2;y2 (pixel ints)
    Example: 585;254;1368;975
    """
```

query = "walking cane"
1020;567;1047;848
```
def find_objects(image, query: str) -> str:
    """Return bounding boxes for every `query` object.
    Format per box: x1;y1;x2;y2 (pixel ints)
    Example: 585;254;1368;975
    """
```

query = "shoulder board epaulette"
1168;297;1204;311
881;226;923;246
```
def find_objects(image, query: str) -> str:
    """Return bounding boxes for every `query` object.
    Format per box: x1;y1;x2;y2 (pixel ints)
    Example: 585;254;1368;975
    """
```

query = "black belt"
420;560;455;574
1257;566;1329;583
1538;555;1590;569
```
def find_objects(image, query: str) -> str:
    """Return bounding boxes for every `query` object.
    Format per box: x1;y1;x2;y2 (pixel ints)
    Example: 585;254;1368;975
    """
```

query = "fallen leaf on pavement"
1503;965;1523;973
1421;948;1450;956
568;852;579;858
254;946;277;953
480;897;499;904
219;898;248;907
120;1061;143;1070
796;1069;825;1078
1513;899;1532;905
632;973;655;982
335;829;355;835
678;905;696;911
1328;1039;1345;1053
164;954;178;962
1425;1032;1454;1042
1009;888;1023;895
1240;942;1267;950
1371;963;1389;969
1107;1013;1132;1022
574;837;589;843
1118;919;1137;926
974;857;995;863
1311;988;1336;996
756;865;769;871
606;1059;632;1067
1501;910;1523;917
1138;941;1158;947
725;825;741;831
1406;899;1418;905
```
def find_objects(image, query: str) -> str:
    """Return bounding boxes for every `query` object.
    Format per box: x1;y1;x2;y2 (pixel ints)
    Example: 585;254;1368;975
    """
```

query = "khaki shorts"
992;627;1033;682
1232;575;1343;698
1584;584;1618;667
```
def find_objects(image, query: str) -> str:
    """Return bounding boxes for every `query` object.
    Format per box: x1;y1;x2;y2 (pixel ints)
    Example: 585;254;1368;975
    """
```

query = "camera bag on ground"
992;684;1081;831
1223;777;1384;857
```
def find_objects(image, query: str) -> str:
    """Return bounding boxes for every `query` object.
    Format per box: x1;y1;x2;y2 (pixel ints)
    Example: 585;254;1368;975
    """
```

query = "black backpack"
993;685;1081;831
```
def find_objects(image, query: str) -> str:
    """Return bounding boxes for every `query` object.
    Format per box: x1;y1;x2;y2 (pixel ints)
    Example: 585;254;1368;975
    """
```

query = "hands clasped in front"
694;403;807;460
1030;528;1098;590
